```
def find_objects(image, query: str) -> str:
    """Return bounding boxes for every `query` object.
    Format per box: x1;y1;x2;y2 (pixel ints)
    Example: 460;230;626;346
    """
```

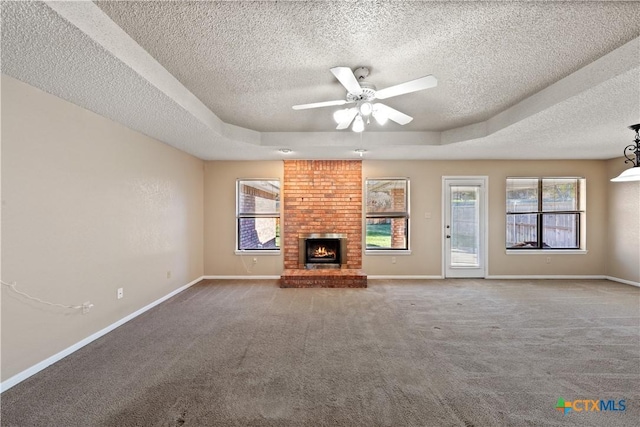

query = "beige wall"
605;158;640;283
204;161;284;276
363;160;608;276
1;76;204;381
203;159;610;278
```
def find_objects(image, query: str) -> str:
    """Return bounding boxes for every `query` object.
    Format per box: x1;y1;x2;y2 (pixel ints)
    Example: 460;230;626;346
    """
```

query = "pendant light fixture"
611;124;640;182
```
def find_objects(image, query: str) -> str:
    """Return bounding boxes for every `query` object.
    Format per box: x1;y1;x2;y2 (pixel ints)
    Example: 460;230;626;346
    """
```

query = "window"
236;179;280;251
506;178;584;249
365;178;409;250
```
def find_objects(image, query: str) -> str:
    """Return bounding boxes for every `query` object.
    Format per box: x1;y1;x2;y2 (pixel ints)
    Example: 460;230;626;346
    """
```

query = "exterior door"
444;177;487;278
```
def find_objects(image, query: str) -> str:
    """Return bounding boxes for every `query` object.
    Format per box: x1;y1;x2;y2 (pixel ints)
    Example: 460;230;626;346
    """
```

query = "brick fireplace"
280;160;366;288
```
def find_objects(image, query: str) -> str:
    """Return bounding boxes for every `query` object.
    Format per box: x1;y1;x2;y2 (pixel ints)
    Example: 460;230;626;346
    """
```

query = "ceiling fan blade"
375;103;413;125
336;108;358;130
292;99;348;110
330;67;363;96
375;75;437;100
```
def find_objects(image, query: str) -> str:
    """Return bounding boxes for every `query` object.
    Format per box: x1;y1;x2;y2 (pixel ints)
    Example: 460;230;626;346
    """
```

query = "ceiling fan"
292;66;437;132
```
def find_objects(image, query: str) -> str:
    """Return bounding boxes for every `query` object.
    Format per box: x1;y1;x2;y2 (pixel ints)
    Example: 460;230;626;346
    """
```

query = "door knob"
446;235;451;238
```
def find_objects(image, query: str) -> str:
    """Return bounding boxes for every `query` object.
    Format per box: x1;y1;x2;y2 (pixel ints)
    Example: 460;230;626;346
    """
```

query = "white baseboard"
202;275;281;280
367;275;444;280
604;275;640;288
485;275;606;280
0;275;204;393
205;275;449;283
368;275;639;286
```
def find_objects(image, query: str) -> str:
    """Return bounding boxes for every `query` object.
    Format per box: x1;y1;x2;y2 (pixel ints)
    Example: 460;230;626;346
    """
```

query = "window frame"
506;177;584;251
364;178;411;253
235;179;281;254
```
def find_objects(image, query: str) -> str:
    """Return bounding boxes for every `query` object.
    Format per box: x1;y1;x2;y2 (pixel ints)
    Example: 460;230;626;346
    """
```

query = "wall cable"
238;253;254;274
1;280;85;310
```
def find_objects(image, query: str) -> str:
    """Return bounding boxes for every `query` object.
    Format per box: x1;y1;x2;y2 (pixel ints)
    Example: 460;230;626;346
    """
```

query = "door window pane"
450;186;479;266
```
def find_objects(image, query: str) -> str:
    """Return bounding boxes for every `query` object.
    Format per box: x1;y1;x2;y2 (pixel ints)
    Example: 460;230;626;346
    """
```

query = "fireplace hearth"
299;233;347;269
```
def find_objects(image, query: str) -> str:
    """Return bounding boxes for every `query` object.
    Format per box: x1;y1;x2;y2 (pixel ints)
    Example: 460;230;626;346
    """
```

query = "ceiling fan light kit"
333;108;351;124
352;115;365;133
611;123;640;182
293;66;437;132
359;101;373;116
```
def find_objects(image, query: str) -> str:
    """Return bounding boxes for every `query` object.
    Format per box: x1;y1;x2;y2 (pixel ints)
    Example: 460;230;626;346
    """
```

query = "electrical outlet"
117;288;123;299
546;257;551;264
252;257;258;264
392;257;397;264
167;270;171;279
82;301;93;314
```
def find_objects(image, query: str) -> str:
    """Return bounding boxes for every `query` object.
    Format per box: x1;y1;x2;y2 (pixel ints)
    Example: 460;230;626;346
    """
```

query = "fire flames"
313;246;335;258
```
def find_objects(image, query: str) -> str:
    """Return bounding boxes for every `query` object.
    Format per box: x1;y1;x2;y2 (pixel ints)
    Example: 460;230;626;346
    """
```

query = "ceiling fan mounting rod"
353;66;370;81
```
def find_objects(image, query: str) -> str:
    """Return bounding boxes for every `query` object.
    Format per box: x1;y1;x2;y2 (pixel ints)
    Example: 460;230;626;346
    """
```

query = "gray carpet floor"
1;279;639;426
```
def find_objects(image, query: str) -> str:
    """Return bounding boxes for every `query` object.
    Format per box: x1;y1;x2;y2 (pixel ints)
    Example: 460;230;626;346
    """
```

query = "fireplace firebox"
307;239;340;263
299;233;347;269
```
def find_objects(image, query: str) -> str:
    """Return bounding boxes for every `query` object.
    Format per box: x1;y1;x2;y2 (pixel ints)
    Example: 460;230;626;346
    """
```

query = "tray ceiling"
2;1;639;160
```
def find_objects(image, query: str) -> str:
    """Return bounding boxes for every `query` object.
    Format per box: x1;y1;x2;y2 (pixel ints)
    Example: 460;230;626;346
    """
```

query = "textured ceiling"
95;0;640;133
1;1;640;161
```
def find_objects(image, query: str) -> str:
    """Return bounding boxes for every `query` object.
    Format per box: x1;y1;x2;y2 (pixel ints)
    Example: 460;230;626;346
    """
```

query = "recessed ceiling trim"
442;37;640;146
261;131;441;148
487;37;640;137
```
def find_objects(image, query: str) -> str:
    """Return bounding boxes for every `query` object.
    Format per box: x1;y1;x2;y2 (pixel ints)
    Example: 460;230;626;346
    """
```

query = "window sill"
506;249;587;255
365;250;412;256
235;250;281;256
